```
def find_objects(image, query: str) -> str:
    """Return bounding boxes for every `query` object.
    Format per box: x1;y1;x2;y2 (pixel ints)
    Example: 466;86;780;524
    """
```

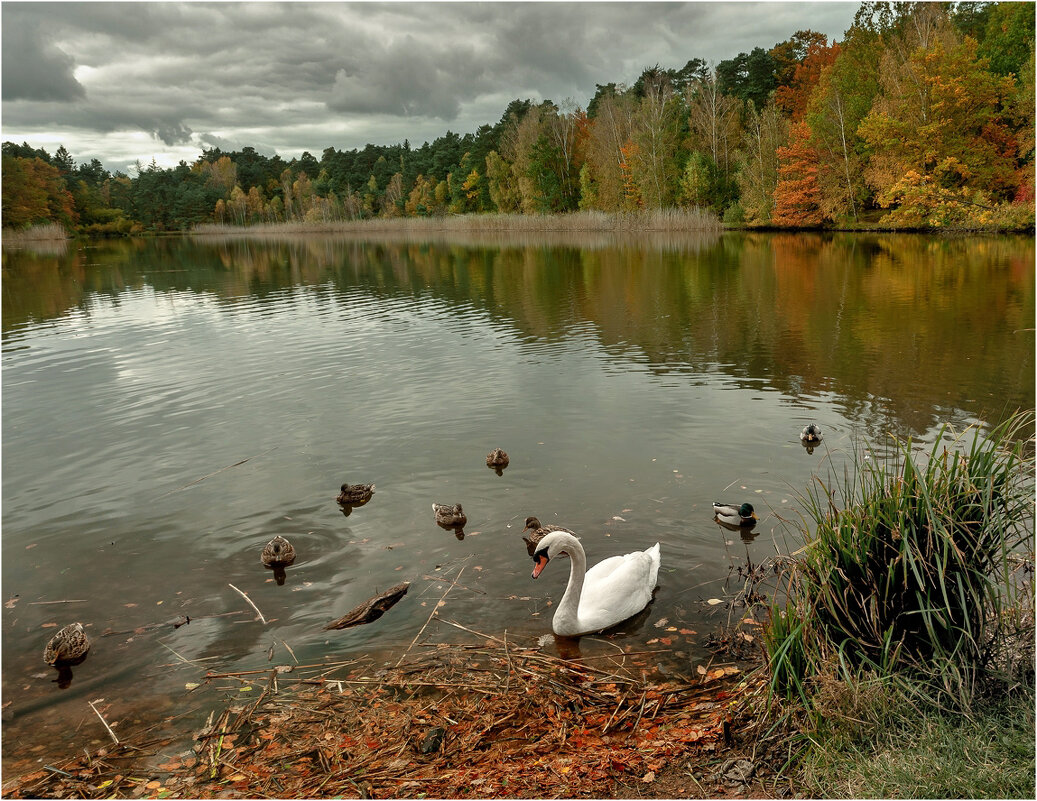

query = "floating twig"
88;699;120;744
396;565;466;666
156;447;277;499
28;599;87;605
227;584;266;624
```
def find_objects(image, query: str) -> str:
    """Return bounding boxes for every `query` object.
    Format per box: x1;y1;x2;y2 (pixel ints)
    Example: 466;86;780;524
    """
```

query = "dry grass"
191;208;723;238
2;223;71;251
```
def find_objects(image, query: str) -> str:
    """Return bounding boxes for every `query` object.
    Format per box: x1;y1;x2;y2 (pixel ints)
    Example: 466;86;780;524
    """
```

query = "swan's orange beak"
532;554;549;579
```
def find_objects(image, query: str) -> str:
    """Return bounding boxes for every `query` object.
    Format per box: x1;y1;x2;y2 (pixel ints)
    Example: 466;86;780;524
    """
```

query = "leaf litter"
4;627;762;799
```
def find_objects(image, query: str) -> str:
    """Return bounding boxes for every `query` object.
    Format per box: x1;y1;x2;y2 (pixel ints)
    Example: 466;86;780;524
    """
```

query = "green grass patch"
800;679;1035;799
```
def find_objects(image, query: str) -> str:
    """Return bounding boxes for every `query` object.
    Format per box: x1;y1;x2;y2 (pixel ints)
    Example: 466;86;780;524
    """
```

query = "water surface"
2;231;1033;766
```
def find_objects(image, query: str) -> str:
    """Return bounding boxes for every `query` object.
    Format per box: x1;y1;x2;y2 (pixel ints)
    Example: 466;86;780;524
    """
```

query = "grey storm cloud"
1;2;860;170
1;16;86;102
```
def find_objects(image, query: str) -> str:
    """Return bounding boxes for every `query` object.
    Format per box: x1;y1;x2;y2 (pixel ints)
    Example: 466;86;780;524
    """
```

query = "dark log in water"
323;582;410;630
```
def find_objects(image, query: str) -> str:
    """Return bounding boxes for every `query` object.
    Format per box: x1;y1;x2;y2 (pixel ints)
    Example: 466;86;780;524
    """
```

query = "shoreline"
2;632;777;799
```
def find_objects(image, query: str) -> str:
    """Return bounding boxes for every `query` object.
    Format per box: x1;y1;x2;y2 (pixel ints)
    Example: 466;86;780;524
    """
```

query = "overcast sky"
2;1;859;175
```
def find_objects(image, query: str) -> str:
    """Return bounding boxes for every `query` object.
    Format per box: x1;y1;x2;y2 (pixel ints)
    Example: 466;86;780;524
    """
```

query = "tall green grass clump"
768;413;1034;708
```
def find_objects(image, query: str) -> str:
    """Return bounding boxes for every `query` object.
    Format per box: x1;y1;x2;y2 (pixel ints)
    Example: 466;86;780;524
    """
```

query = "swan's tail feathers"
647;542;661;588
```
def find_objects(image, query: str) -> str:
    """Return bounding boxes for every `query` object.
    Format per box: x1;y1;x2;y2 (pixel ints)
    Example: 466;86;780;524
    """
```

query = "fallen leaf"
41;622;58;628
646;638;659;645
666;626;677;632
679;628;696;635
185;682;200;690
696;665;707;675
145;781;162;790
4;598;18;609
707;598;723;606
642;771;656;783
612;516;626;521
124;603;137;608
653;617;669;628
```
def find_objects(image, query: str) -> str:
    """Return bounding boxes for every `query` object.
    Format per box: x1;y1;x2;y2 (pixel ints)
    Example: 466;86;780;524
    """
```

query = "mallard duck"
530;531;661;637
521;516;575;555
800;424;823;444
713;501;758;527
43;622;90;666
261;535;296;567
337;483;375;505
486;448;509;469
432;503;466;527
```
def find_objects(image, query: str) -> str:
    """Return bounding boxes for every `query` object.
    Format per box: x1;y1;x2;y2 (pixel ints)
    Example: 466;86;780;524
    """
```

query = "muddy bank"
2;625;783;799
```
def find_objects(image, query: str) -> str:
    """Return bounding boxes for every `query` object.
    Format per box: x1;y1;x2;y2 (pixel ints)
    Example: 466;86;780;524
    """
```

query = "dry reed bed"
5;630;761;799
191;209;723;238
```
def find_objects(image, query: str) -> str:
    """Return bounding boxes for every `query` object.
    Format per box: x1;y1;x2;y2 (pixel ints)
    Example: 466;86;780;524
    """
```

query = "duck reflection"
714;517;760;543
437;522;466;540
54;664;76;689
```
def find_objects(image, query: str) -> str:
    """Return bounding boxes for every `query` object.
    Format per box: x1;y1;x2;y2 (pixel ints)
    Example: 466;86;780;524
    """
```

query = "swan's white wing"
577;545;661;634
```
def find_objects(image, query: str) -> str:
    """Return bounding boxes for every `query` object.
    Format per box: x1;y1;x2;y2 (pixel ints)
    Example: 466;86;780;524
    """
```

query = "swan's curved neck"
554;538;587;635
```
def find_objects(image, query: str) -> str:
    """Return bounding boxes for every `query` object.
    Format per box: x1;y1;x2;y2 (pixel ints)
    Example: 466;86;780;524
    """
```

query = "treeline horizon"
2;1;1034;236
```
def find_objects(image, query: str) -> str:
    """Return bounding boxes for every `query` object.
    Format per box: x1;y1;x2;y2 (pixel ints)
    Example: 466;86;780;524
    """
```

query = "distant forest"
3;1;1034;234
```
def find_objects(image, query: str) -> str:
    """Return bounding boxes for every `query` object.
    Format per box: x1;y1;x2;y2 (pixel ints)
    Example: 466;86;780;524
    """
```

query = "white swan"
530;531;661;637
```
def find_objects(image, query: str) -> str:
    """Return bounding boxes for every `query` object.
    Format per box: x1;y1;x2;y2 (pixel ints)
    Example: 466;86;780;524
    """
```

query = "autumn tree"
805;25;882;221
858;7;1020;224
684;67;742;208
773;121;823;226
483;151;516;213
581;89;637;210
774;37;840;121
405;174;437;216
735;102;789;224
1;155;78;228
627;76;683;207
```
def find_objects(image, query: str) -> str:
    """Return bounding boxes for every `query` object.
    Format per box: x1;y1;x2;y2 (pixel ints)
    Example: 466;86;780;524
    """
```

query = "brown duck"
432;503;467;527
337;483;375;505
261;535;297;567
43;622;90;666
486;448;510;468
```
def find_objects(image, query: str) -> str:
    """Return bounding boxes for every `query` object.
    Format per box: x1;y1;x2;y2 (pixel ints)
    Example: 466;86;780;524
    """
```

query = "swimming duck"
261;535;296;567
337;483;375;505
713;502;758;527
521;516;575;555
530;531;661;637
432;503;467;527
800;424;823;444
43;622;90;666
486;448;510;469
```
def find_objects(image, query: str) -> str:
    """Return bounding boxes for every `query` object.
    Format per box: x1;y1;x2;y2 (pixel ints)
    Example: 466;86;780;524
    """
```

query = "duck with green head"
712;501;758;527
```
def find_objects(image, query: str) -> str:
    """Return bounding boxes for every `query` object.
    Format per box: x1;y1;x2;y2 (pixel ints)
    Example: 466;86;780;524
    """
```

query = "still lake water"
2;231;1034;765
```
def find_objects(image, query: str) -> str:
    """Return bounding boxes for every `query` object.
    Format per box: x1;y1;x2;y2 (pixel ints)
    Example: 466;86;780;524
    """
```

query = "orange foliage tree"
772;122;823;226
775;39;841;122
858;18;1020;226
1;155;78;229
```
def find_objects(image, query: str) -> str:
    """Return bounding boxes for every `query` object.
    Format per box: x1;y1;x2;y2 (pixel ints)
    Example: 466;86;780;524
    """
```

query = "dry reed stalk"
227;584;266;624
156;447;277;499
396;564;467;666
87;700;120;744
